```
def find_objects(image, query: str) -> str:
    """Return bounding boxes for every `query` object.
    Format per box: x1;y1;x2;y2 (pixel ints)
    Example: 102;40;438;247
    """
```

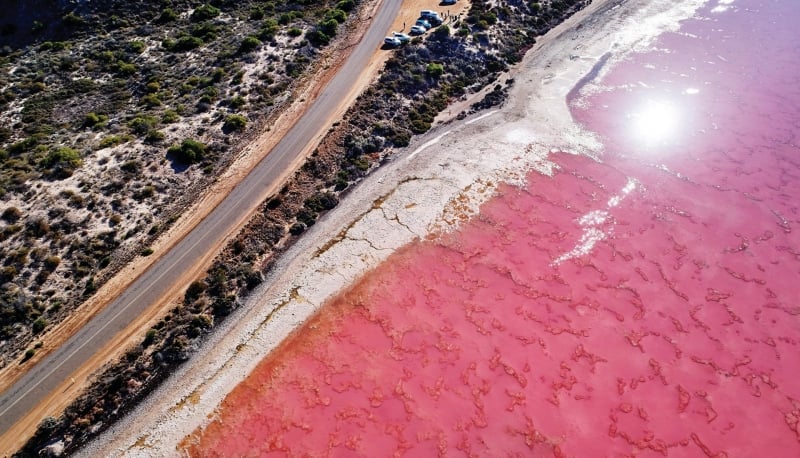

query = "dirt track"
0;0;467;452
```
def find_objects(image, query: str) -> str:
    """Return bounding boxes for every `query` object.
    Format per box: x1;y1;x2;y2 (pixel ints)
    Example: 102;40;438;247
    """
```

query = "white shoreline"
82;0;707;455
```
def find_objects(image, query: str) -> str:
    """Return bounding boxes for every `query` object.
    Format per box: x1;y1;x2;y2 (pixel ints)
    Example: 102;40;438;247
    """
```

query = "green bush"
433;25;450;39
426;63;444;77
128;40;146;53
288;27;303;37
114;62;137;76
141;93;162;107
158;8;178;23
250;7;265;20
306;30;330;47
32;317;47;334
325;9;347;24
169;36;204;52
162;110;180;123
145;130;165;144
62;12;84;27
191;22;219;41
40;147;82;179
98;135;131;149
319;18;339;36
191;4;220;22
336;0;356;12
129;115;158;136
167;139;207;164
239;36;261;53
83;112;108;128
228;96;246;109
22;348;35;362
223;114;247;132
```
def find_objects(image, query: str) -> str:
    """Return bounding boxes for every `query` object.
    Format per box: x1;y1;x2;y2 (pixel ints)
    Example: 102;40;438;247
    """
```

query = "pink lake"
187;0;800;455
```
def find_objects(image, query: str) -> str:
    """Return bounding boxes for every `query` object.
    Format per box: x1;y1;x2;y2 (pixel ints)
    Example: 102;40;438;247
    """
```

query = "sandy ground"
79;0;709;456
0;0;457;453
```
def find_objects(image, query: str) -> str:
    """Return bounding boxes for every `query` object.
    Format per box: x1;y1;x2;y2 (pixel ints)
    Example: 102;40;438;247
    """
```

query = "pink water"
188;1;800;456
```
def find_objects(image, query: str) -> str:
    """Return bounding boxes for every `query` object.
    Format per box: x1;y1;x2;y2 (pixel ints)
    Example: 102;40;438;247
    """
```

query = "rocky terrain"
7;0;594;455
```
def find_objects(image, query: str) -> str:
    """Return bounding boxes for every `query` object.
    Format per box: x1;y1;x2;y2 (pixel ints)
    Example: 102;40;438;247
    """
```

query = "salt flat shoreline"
82;0;707;455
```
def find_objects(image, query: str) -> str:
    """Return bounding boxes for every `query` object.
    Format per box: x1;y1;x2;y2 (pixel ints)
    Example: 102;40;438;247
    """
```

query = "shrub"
62;12;84;27
141;247;154;256
337;0;356;12
170;36;204;52
143;328;158;346
31;21;45;34
259;19;279;41
128;41;146;53
326;9;347;24
141;93;162;107
145;130;165;144
114;62;137;76
426;63;444;77
288;27;302;37
83;112;108;128
162;110;179;123
43;256;61;271
191;4;220;22
250;7;265;20
289;222;306;235
40;147;82;179
239;36;261;53
191;22;219;41
25;218;50;238
319;18;339;37
296;208;318;226
2;207;22;223
158;8;178;23
306;30;330;47
167;139;207;164
304;192;339;212
223;114;247;132
22;348;35;362
32;317;47;334
128;116;158;136
433;25;450;39
98;135;131;148
228;96;246;109
0;266;17;282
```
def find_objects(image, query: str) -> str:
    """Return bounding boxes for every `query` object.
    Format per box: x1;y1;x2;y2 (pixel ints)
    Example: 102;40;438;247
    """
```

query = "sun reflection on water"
630;99;681;146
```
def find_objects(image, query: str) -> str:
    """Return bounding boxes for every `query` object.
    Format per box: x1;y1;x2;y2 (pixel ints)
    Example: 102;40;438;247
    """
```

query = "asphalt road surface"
0;0;401;446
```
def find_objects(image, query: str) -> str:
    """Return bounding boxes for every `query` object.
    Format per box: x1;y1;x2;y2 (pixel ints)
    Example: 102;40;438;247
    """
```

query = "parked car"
384;36;402;47
409;25;427;35
441;0;457;5
392;32;411;43
415;19;432;29
420;10;442;23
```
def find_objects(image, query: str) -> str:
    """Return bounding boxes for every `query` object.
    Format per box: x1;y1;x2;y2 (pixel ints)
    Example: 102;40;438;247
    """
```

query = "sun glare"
631;100;679;145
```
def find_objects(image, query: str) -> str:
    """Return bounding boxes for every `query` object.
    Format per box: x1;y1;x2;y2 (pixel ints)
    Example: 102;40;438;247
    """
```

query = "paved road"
0;0;400;447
